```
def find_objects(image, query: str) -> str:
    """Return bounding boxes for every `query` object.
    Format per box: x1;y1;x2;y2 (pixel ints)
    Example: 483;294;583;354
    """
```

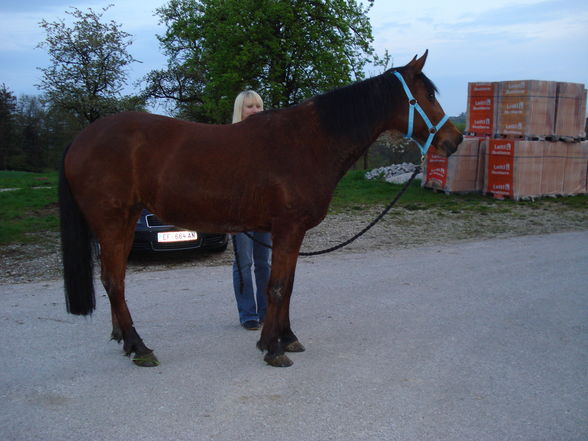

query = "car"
132;209;228;253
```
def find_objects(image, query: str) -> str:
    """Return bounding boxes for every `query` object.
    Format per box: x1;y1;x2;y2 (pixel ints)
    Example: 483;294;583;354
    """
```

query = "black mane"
313;72;401;144
418;72;439;96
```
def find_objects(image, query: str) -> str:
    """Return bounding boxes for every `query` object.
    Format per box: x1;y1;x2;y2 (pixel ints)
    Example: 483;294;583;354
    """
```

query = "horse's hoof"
284;341;306;352
132;351;160;367
264;353;293;367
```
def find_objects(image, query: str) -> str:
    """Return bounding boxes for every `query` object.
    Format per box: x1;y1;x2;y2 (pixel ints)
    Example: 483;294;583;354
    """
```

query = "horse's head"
392;50;463;157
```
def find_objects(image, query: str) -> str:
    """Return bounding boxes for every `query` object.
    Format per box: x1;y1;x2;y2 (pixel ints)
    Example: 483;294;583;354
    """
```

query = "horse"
59;51;463;368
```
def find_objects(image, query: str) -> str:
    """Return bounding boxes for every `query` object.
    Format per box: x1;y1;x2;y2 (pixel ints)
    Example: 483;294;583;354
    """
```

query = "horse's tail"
59;144;96;315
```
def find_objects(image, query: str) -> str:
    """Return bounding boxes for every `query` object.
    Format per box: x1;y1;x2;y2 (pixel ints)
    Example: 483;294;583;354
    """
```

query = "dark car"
132;210;228;253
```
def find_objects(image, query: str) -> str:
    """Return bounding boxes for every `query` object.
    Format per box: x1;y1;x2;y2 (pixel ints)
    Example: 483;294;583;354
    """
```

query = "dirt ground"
1;200;587;285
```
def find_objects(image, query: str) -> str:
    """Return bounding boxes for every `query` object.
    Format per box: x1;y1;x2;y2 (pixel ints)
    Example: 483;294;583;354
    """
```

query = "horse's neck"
321;111;396;181
328;130;385;180
311;73;401;179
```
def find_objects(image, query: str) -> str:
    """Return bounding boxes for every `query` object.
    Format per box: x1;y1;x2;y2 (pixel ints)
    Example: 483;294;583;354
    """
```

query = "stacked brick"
465;80;586;140
423;79;587;199
423;137;485;193
555;82;588;139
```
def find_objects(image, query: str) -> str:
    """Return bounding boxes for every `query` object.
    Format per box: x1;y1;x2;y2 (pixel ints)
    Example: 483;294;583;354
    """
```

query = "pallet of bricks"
423;80;588;199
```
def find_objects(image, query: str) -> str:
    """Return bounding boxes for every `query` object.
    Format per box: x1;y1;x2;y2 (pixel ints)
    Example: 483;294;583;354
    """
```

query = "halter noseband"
393;71;449;156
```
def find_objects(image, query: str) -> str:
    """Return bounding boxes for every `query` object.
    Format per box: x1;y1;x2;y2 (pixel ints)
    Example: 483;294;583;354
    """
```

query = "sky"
1;0;587;117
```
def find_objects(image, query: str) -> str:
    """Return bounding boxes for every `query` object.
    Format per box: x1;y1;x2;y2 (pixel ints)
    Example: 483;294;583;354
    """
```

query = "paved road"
1;232;587;441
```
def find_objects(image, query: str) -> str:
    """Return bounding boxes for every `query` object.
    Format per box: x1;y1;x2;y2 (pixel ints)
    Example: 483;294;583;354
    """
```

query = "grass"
331;170;502;213
0;169;586;247
0;171;59;245
331;170;587;214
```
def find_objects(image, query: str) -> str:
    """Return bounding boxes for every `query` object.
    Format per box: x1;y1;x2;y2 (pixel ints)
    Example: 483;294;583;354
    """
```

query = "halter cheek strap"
393;71;449;156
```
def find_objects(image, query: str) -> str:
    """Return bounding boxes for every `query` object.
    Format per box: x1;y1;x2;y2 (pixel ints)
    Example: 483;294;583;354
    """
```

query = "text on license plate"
157;231;198;243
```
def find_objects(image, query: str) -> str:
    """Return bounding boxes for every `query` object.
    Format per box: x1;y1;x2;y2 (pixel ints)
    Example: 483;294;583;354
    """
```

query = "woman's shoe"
241;320;260;330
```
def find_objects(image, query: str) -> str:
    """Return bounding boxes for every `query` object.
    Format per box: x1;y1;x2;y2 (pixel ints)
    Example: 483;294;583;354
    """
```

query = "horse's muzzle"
437;133;463;157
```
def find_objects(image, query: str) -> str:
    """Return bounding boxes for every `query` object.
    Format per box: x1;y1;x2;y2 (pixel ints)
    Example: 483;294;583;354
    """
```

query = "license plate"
157;231;198;243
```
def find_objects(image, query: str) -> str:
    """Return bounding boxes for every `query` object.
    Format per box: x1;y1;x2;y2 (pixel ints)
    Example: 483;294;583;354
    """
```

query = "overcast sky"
1;0;587;116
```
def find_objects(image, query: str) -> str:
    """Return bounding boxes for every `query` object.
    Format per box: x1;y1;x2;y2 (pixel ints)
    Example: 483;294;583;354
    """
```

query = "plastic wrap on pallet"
555;82;587;139
563;141;588;195
476;139;487;191
495;80;557;138
485;139;544;199
541;142;567;195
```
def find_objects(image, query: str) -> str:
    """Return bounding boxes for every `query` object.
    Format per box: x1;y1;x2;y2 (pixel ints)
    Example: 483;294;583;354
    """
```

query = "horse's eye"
428;93;436;102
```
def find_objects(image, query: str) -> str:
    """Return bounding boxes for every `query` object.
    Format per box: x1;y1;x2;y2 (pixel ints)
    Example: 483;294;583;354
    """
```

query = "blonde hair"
232;90;264;123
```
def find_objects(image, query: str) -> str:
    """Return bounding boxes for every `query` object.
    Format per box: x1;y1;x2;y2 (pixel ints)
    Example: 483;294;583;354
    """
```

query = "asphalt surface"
1;231;587;441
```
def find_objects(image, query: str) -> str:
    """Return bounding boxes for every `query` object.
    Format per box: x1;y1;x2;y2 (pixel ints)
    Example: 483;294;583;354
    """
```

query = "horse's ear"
406;50;429;75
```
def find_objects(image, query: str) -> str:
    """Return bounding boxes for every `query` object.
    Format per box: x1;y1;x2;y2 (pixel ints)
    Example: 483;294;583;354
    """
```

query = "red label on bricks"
486;139;514;197
467;82;496;135
425;149;448;188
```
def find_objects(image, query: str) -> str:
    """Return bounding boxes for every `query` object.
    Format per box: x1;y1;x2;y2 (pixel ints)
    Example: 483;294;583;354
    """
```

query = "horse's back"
69;112;192;156
62;109;330;233
63;112;265;229
66;112;216;184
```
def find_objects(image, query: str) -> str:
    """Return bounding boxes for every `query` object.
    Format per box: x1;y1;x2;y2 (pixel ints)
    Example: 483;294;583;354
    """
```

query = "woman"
231;90;271;330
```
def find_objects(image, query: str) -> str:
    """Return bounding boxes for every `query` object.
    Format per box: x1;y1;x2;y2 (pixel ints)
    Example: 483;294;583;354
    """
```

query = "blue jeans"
231;232;271;324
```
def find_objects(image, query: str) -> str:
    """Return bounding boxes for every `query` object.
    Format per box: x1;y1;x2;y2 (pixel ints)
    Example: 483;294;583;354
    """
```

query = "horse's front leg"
257;228;305;367
278;290;306;354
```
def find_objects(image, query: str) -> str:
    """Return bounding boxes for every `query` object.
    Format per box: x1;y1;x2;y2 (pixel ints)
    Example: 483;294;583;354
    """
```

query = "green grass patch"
0;170;58;189
0;171;59;245
537;194;588;209
331;170;497;214
330;170;398;209
331;169;587;214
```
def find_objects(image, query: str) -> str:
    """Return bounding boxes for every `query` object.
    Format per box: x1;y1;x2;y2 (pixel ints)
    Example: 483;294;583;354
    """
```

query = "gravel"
1;201;587;285
364;162;422;184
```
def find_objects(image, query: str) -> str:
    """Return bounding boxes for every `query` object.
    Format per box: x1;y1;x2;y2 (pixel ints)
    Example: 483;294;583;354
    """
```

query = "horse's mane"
313;72;399;144
312;68;438;144
421;73;439;96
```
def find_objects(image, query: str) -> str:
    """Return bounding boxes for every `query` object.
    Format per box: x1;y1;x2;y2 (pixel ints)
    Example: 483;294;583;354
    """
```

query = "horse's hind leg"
98;226;159;367
109;308;123;343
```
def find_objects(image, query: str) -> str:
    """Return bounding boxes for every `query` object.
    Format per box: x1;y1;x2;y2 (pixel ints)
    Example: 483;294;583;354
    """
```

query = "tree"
144;0;386;123
13;96;47;171
0;84;17;169
0;84;88;171
37;5;144;125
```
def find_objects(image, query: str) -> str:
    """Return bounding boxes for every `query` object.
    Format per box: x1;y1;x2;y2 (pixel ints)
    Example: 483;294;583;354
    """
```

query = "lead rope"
243;165;421;256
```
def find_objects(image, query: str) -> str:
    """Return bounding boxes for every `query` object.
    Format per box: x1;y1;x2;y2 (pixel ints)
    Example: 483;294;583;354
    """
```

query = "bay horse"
59;51;462;367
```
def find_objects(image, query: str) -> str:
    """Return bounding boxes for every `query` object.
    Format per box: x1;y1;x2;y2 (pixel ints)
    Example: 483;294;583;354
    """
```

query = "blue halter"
393;71;449;156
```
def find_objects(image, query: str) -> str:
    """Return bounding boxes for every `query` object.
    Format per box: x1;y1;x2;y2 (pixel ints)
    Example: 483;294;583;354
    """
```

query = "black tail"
59;144;96;315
